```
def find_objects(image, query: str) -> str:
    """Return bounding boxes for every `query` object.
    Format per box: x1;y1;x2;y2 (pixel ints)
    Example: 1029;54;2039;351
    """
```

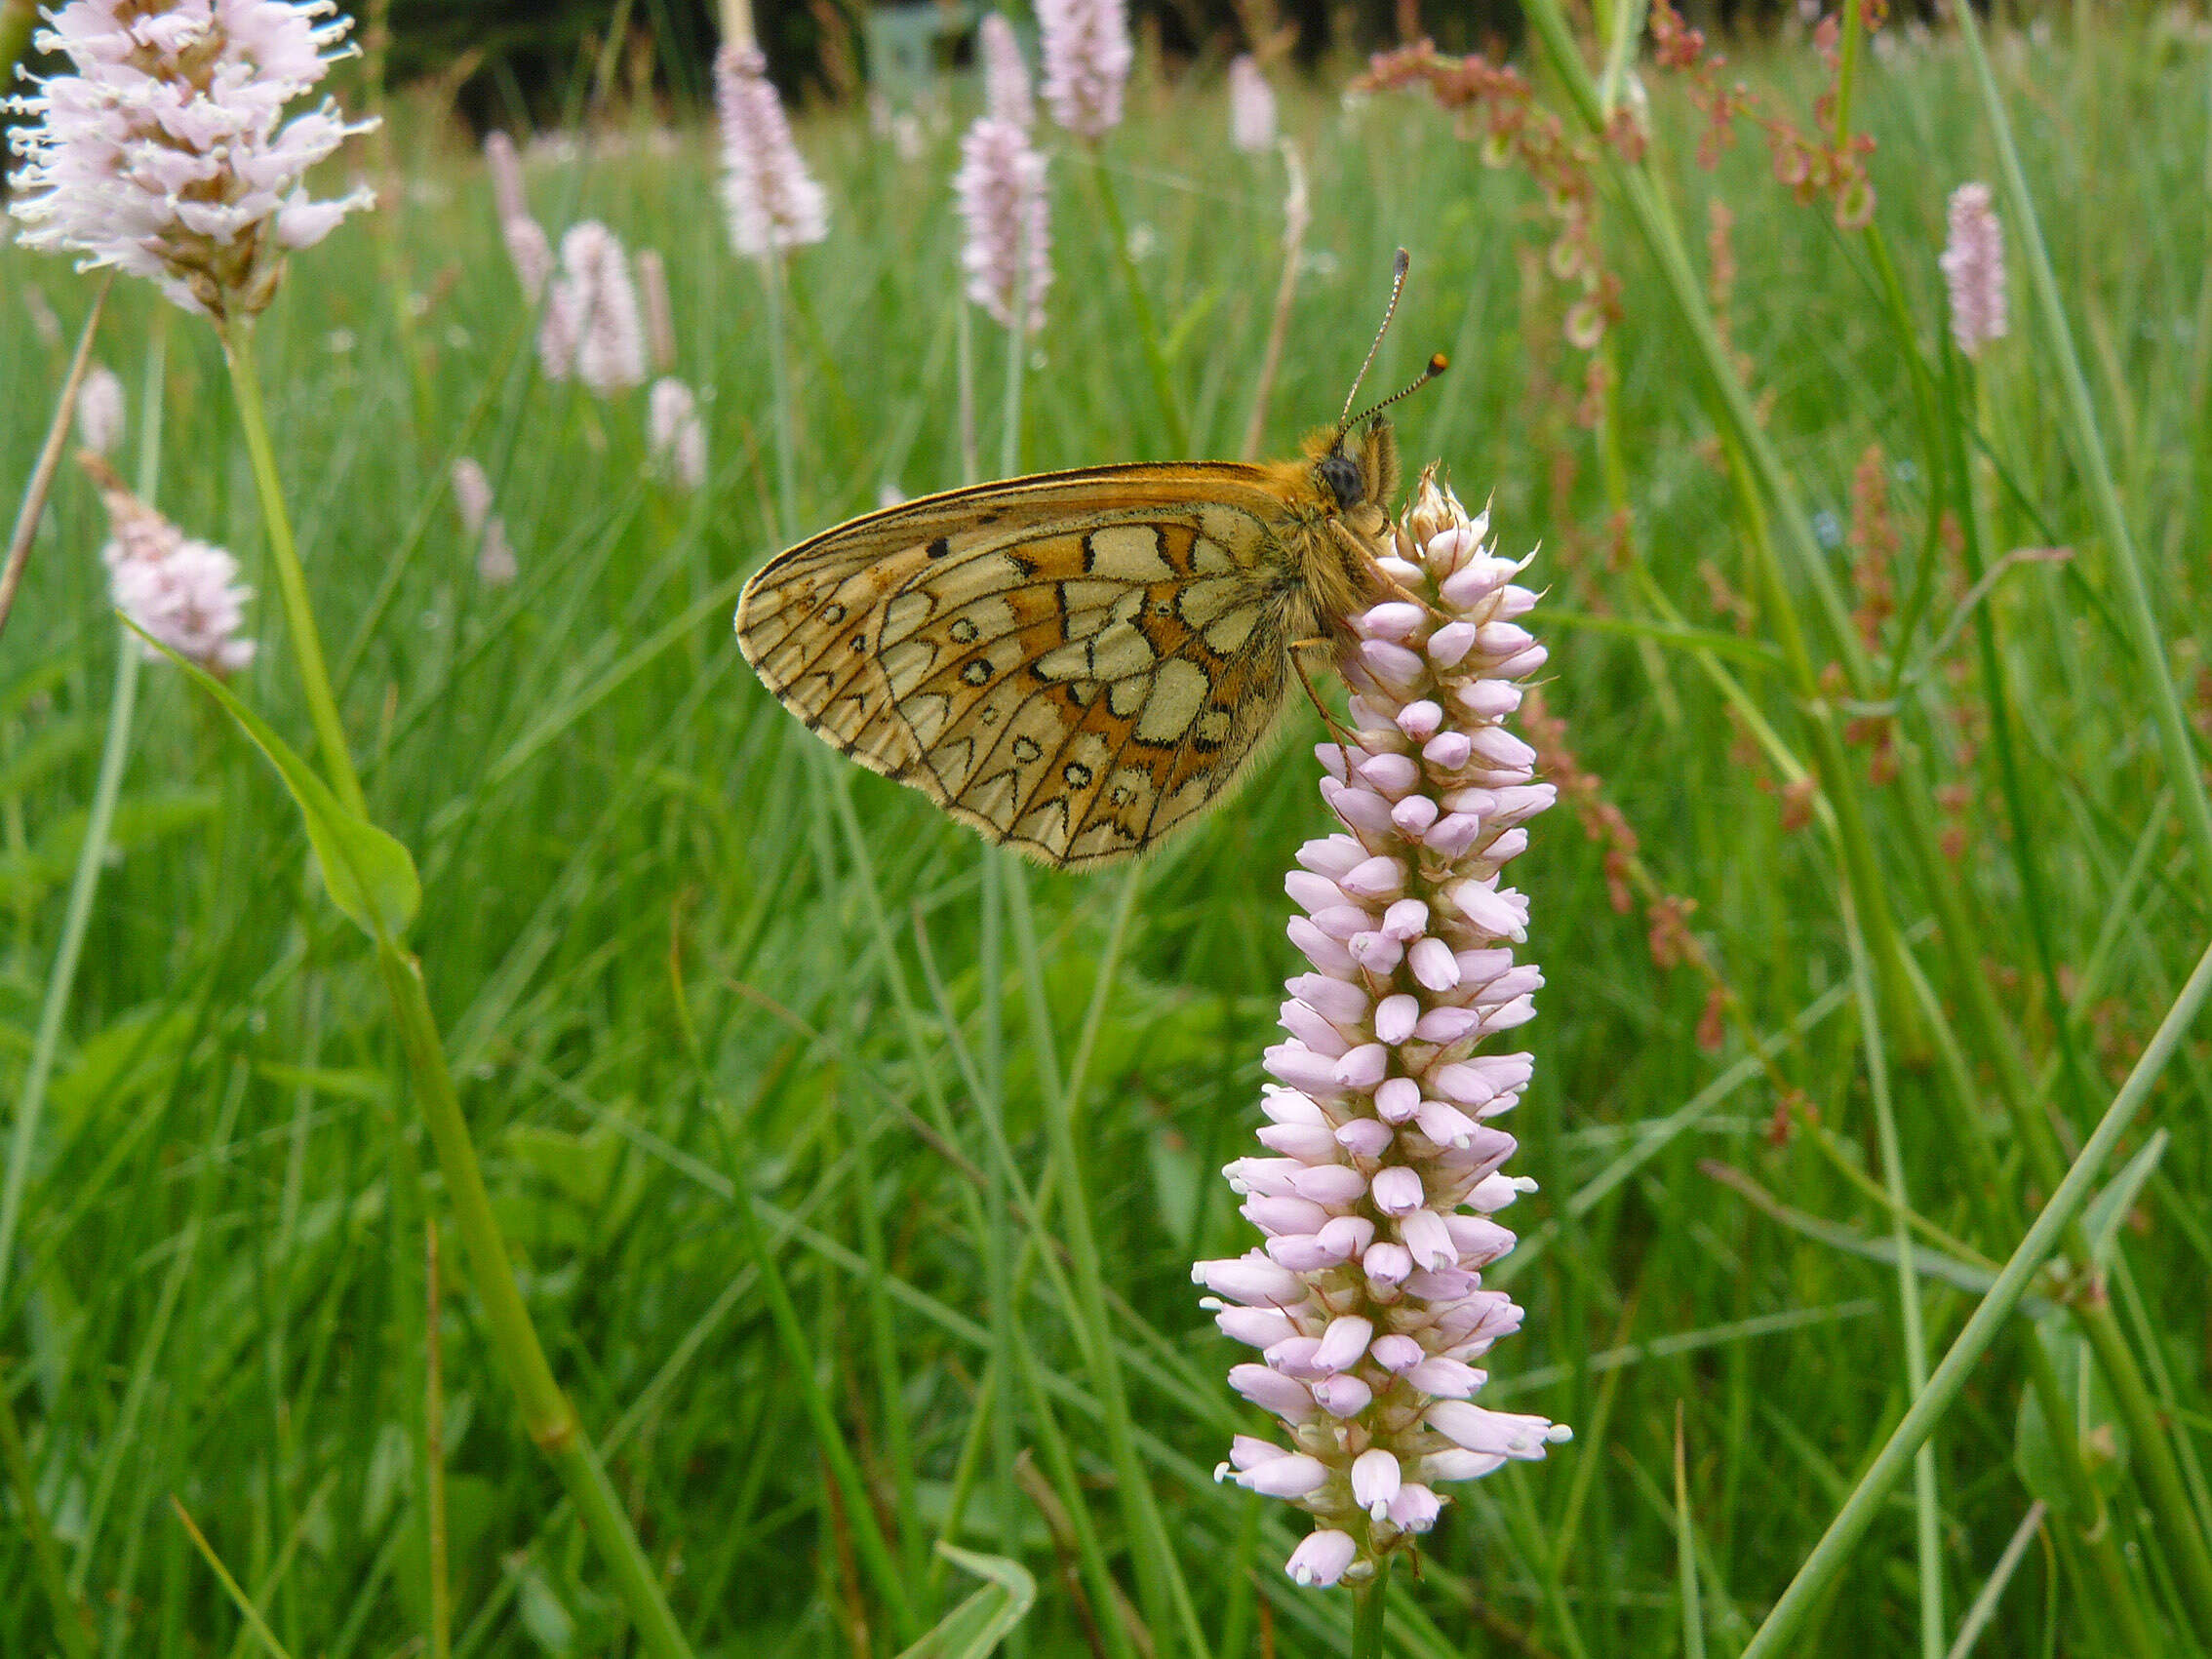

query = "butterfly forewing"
737;464;1323;866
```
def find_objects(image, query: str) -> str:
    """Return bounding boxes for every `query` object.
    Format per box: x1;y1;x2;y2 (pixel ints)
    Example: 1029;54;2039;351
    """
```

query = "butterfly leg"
1288;638;1363;774
1326;518;1433;612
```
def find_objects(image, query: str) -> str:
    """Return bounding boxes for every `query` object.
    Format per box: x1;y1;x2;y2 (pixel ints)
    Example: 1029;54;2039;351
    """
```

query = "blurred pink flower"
76;364;126;456
484;130;553;297
451;456;516;586
980;13;1033;128
85;456;255;673
714;43;828;258
954;116;1050;335
6;0;376;317
1941;181;2007;358
551;220;646;396
1229;55;1277;153
648;377;707;490
1037;0;1131;138
1194;473;1568;1589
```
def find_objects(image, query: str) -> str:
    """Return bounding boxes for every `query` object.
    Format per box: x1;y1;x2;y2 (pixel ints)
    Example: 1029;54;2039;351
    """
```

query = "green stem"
1352;1555;1394;1659
1086;147;1189;456
0;644;137;1316
1845;912;1944;1657
1739;936;2212;1658
0;311;152;1317
373;943;695;1659
729;1169;920;1640
1;1364;97;1659
1831;0;1866;148
1948;0;2212;889
218;323;367;818
760;255;801;543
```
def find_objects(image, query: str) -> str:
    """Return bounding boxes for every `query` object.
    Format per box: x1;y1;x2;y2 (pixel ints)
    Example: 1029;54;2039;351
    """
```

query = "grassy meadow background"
5;7;2212;1654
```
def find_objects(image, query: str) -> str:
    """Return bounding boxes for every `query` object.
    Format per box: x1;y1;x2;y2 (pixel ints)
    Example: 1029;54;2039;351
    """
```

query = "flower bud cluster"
1194;472;1569;1589
83;454;256;674
6;0;376;318
714;44;829;259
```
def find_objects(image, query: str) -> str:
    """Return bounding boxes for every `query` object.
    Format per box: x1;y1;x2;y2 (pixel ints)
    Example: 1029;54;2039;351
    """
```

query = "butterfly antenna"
1345;351;1450;431
1337;248;1412;432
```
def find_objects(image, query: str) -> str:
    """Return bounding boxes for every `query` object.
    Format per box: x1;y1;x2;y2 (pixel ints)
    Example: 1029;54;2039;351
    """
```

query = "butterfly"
735;263;1444;869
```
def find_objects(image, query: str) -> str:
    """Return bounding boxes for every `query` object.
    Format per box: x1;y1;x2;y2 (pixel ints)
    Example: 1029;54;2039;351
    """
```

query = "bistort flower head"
648;377;707;491
1194;471;1568;1588
1940;181;2007;359
484;130;553;298
450;455;516;586
953;115;1050;336
82;452;256;673
546;220;646;396
76;364;126;455
714;43;829;258
1037;0;1131;138
1229;55;1277;154
980;12;1033;128
6;0;377;318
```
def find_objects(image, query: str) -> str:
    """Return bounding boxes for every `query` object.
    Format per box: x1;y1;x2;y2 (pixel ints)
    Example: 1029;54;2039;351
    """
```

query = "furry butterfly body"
735;420;1402;869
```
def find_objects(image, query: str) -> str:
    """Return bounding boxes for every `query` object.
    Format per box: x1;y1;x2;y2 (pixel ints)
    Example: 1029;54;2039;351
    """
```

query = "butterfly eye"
1319;453;1364;509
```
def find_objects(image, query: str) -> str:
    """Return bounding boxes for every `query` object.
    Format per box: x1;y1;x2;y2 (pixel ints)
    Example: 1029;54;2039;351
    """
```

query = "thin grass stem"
1739;936;2212;1658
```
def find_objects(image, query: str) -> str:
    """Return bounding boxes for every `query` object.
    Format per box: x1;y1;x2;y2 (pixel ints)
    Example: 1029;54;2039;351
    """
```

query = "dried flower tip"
1940;181;2007;358
7;0;378;317
954;117;1051;336
715;44;829;257
81;452;255;673
1037;0;1132;138
980;13;1034;129
76;365;126;456
635;248;677;373
1230;55;1278;154
648;377;708;491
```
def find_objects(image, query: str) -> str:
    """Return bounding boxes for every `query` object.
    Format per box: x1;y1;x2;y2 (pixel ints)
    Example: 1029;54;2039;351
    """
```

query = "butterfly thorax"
1259;416;1402;649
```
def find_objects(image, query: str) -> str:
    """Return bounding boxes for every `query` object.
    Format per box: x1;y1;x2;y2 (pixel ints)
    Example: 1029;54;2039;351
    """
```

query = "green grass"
5;8;2212;1655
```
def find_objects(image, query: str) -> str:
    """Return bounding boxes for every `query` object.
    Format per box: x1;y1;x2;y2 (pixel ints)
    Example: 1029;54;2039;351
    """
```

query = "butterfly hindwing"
736;463;1327;866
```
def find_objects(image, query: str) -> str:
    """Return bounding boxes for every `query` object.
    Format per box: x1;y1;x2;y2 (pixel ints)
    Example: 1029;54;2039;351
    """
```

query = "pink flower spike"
88;461;255;674
980;13;1035;128
557;221;647;397
1370;1333;1424;1372
715;45;829;257
1314;1316;1374;1372
1037;0;1132;138
1334;1118;1393;1159
1407;937;1461;990
1229;54;1278;154
648;377;707;489
1398;699;1444;739
1197;471;1562;1586
1237;1453;1331;1497
1285;1530;1358;1588
77;365;125;456
1351;1449;1402;1519
1369;1166;1424;1215
1231;1364;1319;1422
1374;1077;1422;1124
8;0;376;316
1941;181;2007;358
954;115;1051;335
1312;1373;1373;1417
1386;1482;1442;1533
